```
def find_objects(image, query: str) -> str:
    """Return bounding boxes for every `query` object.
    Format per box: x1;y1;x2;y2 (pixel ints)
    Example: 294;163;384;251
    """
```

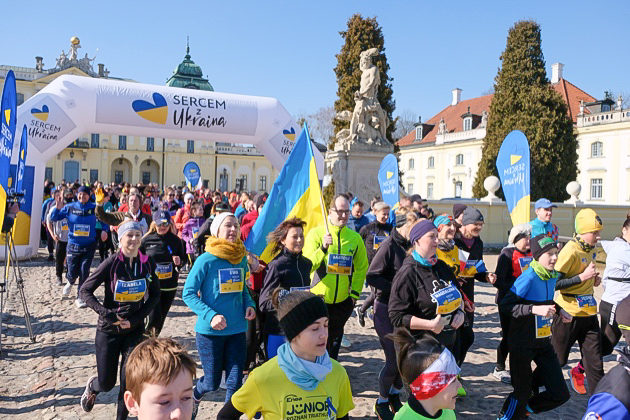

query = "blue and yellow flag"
245;124;325;263
14;125;28;195
183;161;201;190
378;154;399;208
0;70;17;226
496;130;530;226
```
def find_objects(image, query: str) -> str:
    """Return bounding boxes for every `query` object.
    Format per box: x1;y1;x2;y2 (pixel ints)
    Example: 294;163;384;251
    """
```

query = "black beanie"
279;295;329;341
530;234;558;260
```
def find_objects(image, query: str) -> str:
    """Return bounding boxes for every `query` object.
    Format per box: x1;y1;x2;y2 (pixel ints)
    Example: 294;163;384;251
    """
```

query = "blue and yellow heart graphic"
132;93;168;125
283;127;296;141
31;105;49;122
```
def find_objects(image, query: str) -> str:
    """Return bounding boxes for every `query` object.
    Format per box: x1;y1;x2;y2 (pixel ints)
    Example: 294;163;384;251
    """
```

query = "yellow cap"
575;208;603;234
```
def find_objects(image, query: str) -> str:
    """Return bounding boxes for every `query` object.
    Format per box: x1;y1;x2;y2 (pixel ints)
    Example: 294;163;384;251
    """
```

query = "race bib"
155;263;173;280
535;315;552;338
73;224;90;237
431;284;462;315
373;235;387;250
219;268;243;293
61;220;69;231
326;254;353;275
576;294;597;309
114;278;147;302
282;394;336;420
518;257;533;272
290;286;311;292
192;226;200;239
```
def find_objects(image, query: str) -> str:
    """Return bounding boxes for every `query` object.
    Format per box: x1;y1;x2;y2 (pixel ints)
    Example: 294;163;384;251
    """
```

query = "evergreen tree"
333;14;395;150
472;20;577;201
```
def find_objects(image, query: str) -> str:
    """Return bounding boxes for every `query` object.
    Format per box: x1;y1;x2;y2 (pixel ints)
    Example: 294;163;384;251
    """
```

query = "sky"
1;1;628;132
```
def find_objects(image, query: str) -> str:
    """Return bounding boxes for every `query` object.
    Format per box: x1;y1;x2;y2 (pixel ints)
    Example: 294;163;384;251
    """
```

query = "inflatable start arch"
11;74;315;258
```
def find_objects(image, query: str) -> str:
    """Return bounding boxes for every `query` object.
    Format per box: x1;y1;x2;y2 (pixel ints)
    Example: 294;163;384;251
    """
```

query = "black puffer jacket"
259;248;313;335
366;228;409;304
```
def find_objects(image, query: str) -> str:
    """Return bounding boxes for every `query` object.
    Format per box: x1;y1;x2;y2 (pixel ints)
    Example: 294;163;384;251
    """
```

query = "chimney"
551;62;564;84
35;56;43;72
451;88;462;106
98;63;105;77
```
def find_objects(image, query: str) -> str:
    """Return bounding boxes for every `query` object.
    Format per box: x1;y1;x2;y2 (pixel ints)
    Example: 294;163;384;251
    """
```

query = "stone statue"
438;118;447;135
80;53;95;72
56;50;68;68
335;47;389;149
69;39;81;61
480;110;488;128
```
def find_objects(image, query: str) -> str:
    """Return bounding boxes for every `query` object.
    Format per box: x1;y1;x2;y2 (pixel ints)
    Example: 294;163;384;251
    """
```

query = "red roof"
398;79;595;147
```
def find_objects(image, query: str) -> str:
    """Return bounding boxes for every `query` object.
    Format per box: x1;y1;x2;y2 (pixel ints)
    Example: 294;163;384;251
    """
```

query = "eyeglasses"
157;222;170;227
331;209;349;216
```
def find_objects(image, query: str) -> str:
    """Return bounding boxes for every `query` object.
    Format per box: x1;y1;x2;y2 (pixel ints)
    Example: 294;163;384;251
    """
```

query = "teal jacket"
183;252;255;336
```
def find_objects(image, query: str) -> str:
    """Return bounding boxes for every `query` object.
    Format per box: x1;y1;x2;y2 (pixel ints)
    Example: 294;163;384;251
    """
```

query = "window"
455;181;463;198
45;167;53;182
118;135;127;150
236;175;247;191
602;104;611;112
590;141;603;158
142;171;151;185
455;154;464;166
146;137;154;152
407;183;414;194
187;140;195;154
114;170;123;184
259;175;267;192
590;178;603;199
90;134;99;148
415;126;423;140
17;93;24;106
427;183;434;199
409;158;415;170
463;117;472;131
428;156;435;169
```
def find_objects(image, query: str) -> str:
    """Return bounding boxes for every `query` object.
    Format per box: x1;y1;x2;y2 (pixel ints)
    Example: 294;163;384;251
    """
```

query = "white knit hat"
508;223;532;245
210;212;236;237
184;193;194;202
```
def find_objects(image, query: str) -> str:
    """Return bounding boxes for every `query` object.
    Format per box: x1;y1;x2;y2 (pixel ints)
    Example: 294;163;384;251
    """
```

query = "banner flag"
14;125;28;195
378;154;399;208
0;70;18;226
183;161;201;189
496;130;531;226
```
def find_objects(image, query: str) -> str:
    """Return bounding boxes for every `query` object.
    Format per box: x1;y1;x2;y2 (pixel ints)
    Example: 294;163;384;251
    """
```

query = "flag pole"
303;123;330;236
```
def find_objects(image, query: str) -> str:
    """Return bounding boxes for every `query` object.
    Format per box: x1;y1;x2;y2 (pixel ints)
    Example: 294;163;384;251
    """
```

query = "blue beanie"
409;219;436;244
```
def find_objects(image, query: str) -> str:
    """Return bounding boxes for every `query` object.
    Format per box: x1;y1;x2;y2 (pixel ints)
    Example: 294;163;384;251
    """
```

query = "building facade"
0;37;278;191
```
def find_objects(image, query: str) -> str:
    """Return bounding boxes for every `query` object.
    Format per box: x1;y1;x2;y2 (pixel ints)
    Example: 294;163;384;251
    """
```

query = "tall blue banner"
378;154;399;208
183;161;201;189
496;130;531;226
0;70;17;225
14;125;28;195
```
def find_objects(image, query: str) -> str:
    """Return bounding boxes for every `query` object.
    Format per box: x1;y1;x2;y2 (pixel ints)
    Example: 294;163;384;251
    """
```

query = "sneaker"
219;372;227;390
341;336;351;348
570;365;587;395
80;375;98;412
75;298;87;309
56;276;63;286
374;401;395;420
191;396;200;420
355;305;366;328
62;281;72;296
493;367;511;384
388;393;403;413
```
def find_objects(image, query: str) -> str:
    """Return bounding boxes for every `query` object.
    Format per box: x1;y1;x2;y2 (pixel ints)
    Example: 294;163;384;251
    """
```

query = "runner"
140;210;187;336
174;193;194;234
182;212;256;416
259;218;312;359
434;214;461;279
347;198;369;232
95;188;152;236
552;208;605;395
217;289;354;420
497;234;570;419
79;220;161;420
46;188;69;286
303;194;369;360
388;329;460;420
492;223;532;383
181;201;206;266
366;207;419;419
530;198;559;241
49;185;98;308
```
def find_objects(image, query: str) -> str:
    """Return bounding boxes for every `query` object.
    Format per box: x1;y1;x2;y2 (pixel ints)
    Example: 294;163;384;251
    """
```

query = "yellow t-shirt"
554;240;598;317
231;357;355;420
437;246;461;278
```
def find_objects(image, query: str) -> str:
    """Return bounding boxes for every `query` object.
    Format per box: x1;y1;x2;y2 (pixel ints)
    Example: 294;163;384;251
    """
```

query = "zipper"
333;228;341;304
297;257;306;287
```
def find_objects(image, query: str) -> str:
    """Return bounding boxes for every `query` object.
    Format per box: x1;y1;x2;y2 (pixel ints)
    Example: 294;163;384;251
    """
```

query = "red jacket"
240;210;259;240
174;204;191;234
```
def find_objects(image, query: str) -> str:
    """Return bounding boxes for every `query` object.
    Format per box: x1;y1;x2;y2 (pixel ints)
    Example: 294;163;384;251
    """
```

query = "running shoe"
48;254;54;262
219;372;227;390
374;401;395;420
80;375;98;412
354;305;366;328
388;393;403;412
492;367;511;384
570;365;587;395
56;276;63;286
75;298;87;309
191;396;200;420
62;281;72;296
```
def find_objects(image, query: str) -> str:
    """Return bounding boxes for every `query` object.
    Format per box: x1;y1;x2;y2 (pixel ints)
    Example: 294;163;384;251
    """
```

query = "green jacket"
394;403;456;419
304;224;368;304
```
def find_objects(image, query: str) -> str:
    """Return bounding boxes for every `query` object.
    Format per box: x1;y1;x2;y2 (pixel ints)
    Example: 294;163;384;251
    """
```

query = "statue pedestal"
325;141;394;202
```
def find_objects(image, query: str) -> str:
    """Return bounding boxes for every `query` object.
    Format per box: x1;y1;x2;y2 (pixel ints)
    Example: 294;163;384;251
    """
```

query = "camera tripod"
0;224;35;356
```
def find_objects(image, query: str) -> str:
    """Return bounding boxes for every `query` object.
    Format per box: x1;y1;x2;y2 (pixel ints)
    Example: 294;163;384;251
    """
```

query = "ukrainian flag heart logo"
283;127;296;141
132;93;168;125
31;105;49;122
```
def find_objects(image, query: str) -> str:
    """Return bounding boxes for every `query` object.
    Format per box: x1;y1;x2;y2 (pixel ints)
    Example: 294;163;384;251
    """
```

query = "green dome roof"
166;43;214;91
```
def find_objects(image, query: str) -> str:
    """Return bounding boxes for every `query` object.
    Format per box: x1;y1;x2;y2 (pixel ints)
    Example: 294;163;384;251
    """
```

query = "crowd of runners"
29;178;630;419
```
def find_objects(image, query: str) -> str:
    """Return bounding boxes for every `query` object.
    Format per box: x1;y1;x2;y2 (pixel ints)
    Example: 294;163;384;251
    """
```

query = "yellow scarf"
205;236;247;265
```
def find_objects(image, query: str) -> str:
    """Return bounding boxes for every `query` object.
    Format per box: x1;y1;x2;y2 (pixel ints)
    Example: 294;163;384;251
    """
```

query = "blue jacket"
347;214;369;232
183;251;255;336
530;218;559;241
49;201;97;247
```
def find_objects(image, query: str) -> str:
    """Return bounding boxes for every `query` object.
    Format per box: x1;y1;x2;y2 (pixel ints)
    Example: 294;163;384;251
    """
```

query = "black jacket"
366;229;409;304
80;251;160;334
259;248;313;334
454;234;487;302
359;221;393;264
494;246;533;304
140;231;187;290
192;215;215;256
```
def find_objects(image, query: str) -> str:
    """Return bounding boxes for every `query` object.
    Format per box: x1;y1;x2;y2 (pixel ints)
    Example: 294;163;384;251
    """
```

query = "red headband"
409;348;460;400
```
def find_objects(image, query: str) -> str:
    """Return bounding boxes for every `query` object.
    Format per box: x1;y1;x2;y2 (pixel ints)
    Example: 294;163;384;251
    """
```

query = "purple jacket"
181;216;205;254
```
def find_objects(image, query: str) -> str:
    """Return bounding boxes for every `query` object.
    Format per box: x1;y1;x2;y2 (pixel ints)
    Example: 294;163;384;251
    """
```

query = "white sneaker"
75;298;87;308
219;372;227;390
492;367;511;384
62;281;72;296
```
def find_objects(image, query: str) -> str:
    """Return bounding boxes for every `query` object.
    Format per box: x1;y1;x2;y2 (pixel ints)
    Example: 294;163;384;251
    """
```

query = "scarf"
530;260;557;281
205;236;247;265
277;342;332;391
412;250;437;267
438;239;455;252
573;234;595;253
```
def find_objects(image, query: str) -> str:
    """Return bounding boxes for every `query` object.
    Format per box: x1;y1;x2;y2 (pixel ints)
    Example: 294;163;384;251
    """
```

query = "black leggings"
92;329;144;420
600;300;623;357
497;310;511;370
54;241;67;278
146;290;177;336
373;300;402;398
454;311;474;366
327;297;354;360
245;288;262;372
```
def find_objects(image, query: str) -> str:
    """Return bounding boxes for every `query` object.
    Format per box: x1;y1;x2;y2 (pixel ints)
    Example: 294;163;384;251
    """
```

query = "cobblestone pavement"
0;251;619;419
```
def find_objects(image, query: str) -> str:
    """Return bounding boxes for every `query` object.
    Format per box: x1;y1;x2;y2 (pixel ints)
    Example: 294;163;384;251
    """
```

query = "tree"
308;106;336;146
472;20;577;201
332;14;396;150
392;110;418;140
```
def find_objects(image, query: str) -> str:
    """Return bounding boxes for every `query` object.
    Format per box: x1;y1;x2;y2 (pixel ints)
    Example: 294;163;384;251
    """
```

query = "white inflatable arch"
12;74;316;258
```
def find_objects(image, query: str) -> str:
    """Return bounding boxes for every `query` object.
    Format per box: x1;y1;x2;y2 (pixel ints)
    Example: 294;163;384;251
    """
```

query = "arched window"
590;141;603;158
455;154;464;165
